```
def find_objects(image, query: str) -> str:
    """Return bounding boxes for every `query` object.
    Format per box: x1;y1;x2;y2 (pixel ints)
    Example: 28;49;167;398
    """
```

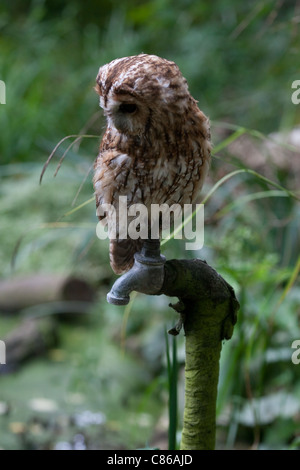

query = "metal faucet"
107;239;166;305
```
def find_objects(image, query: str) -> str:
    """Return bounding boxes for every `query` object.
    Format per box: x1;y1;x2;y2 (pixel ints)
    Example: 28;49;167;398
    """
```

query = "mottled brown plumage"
93;54;211;274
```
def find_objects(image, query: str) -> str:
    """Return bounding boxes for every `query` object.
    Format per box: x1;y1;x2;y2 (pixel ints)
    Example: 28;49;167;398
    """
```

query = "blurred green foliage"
1;0;300;164
0;0;299;450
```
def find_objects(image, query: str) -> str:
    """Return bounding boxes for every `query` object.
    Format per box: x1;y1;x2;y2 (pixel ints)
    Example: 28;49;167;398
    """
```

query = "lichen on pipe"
160;259;239;450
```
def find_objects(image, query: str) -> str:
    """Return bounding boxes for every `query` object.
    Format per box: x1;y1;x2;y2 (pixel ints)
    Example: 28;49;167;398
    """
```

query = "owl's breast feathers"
94;112;211;209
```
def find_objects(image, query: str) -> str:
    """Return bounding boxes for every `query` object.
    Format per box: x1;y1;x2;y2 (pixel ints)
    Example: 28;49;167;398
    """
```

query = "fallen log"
0;317;57;374
0;275;95;314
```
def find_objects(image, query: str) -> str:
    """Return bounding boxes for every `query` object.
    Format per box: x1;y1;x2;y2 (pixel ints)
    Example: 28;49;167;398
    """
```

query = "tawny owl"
93;54;211;274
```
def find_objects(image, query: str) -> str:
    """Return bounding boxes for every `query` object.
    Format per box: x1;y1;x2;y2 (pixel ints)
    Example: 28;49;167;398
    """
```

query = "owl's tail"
109;238;144;275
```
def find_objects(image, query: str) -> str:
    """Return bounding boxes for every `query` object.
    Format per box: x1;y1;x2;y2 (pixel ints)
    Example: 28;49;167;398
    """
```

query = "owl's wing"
93;149;133;208
94;149;143;274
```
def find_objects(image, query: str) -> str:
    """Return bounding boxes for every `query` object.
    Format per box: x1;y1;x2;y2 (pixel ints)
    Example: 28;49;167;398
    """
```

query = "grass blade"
162;168;300;247
39;134;98;184
165;331;178;450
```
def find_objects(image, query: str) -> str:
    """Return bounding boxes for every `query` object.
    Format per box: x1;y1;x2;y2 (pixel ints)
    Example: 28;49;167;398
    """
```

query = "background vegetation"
0;0;299;449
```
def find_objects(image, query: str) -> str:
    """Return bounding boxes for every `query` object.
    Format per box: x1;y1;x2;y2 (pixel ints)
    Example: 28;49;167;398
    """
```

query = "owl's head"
95;54;191;137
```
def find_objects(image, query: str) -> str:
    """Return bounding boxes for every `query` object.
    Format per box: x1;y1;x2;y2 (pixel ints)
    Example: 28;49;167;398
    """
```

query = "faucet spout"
107;239;166;305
